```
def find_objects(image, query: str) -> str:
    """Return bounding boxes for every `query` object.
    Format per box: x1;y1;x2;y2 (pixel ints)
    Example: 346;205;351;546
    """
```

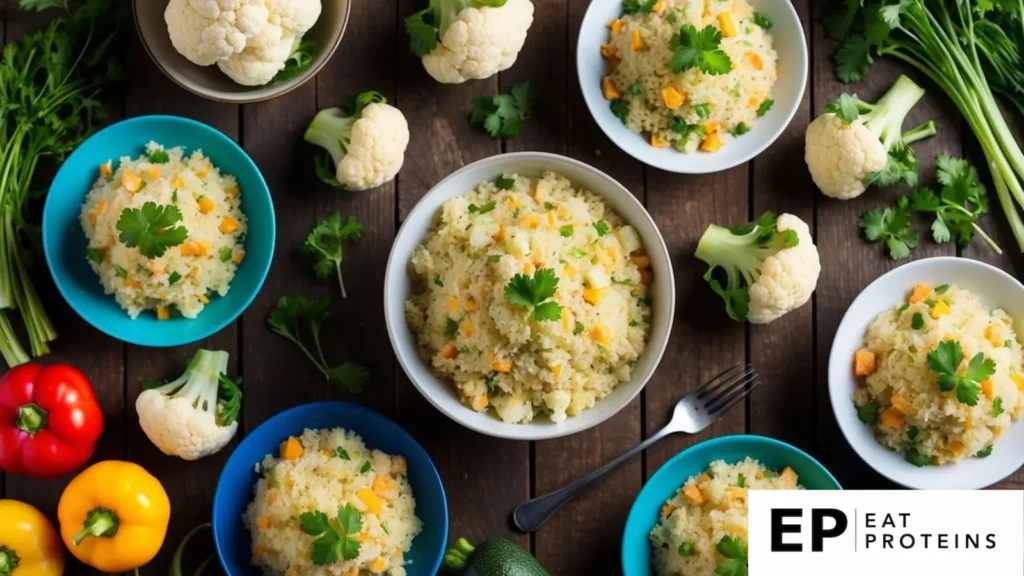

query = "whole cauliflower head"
805;113;887;200
695;212;820;324
418;0;534;84
136;390;237;460
747;214;821;324
304;93;411;192
165;0;270;66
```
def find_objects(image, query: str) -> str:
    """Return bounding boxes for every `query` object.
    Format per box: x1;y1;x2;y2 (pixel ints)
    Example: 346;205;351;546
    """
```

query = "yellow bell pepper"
57;461;170;573
0;500;64;576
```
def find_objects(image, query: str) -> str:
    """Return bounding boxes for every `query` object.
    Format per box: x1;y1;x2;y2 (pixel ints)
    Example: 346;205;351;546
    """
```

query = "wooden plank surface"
2;1;1024;575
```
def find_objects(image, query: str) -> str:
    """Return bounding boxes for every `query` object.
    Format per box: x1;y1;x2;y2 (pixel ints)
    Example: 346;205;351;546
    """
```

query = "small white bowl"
384;152;675;441
829;257;1024;489
576;0;807;173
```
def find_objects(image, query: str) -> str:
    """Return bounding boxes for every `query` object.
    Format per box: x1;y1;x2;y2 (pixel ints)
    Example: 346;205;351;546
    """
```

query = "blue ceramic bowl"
42;115;274;347
212;402;448;576
622;435;840;575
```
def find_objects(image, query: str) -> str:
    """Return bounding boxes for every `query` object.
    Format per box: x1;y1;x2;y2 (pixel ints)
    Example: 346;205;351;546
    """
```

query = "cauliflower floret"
695;212;820;324
165;0;270;66
135;349;241;460
407;0;535;84
217;29;297;86
747;214;821;324
806;75;936;200
304;92;411;191
265;0;322;36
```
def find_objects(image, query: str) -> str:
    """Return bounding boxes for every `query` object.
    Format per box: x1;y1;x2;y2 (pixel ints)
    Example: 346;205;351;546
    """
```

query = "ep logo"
770;508;848;552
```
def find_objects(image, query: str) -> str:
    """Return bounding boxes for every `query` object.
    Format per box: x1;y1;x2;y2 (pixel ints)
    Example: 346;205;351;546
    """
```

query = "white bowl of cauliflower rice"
829;257;1024;489
384;152;674;440
577;0;807;173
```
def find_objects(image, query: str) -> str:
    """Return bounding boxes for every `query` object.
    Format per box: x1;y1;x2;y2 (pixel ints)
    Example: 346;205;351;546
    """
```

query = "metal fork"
511;364;759;532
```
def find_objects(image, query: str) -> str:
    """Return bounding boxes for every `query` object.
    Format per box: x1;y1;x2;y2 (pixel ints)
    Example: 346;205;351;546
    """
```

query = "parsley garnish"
860;197;918;259
756;99;774;117
116;202;188;258
302;213;364;298
168;271;181;285
622;0;657;14
267;296;369;394
729;123;750;137
86;247;103;264
495;175;516;190
629;319;639;327
905;448;930;467
715;535;747;576
299;505;362;565
593;221;609;237
752;11;773;29
544;202;555;210
907;426;920;441
857;401;877;424
114;264;128;279
434;275;444;287
559;225;574;237
469;81;533;139
669;24;732;75
444;317;459;340
976;445;994;458
504;268;562;322
934;284;950;294
484;375;502;396
666;11;677;23
360;461;372;474
992;396;1004;417
926;340;994;406
470;201;497;214
610;99;629;122
336;447;350;460
148;149;169;164
911;312;924;330
573;321;585;335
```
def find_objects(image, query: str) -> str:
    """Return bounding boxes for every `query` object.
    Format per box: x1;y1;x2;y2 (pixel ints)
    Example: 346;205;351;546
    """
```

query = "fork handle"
512;425;675;532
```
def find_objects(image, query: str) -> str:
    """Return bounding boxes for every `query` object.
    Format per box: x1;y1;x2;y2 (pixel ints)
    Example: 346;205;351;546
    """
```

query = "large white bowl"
577;0;807;173
829;257;1024;489
384;153;675;440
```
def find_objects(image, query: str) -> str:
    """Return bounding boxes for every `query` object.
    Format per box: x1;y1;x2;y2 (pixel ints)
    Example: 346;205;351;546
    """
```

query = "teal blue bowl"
213;402;448;576
42;115;274;347
622;435;840;575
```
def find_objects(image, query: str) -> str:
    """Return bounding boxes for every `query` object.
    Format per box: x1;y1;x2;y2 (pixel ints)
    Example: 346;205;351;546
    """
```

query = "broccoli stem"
303;108;355;168
153;349;229;415
860;74;927;151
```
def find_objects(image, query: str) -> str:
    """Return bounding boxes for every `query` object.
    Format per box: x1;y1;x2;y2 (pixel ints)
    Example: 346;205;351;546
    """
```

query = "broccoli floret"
694;212;800;322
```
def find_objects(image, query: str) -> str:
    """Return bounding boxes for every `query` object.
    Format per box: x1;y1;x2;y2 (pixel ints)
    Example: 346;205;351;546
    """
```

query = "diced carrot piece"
661;84;685;110
465;298;477;312
602;77;621;100
372;475;397;499
748;97;760;109
683;483;704;504
561;307;571;330
661;503;674;517
890;394;913;414
854;349;876;376
640;269;653;285
590;325;611;345
583;288;606;305
985;324;1003;347
908;284;932;303
652;0;664;12
523;261;535;275
447;296;459;313
550;364;563;377
491;360;513;373
779;466;799;488
699;131;723;152
99;160;113;178
253;544;264;557
701;121;720;134
879;407;904;429
650;133;670;148
982;380;995;399
221;216;240;234
357;488;383;515
609;19;626;35
631;29;644;51
440;344;459;359
930;300;951;319
122;170;141;192
232;250;246;264
257;515;270;530
745;51;764;70
371;557;387;573
472;394;489;411
631;254;651;269
948;441;965;454
281;436;303;460
601;43;618;61
521;214;540;229
156;306;170;320
198;196;215;214
87;212;97;224
321;448;334;456
698;472;711;484
145;166;161;179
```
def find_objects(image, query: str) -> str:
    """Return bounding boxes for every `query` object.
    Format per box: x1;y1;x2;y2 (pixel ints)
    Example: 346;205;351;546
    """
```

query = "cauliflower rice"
853;283;1024;465
244;428;421;576
604;0;777;152
80;142;247;319
649;458;801;576
405;172;653;424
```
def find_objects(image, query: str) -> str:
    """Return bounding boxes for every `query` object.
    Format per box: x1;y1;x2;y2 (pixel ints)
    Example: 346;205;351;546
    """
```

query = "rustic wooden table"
3;1;1024;574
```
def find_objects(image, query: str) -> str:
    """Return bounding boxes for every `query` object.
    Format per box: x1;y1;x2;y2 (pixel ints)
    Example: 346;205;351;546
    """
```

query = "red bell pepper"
0;364;103;477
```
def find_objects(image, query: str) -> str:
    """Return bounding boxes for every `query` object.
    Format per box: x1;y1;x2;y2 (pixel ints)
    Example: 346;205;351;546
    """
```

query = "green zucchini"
443;537;549;576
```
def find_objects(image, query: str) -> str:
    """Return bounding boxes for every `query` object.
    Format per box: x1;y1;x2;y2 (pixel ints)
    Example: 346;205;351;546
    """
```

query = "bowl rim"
41;114;275;347
131;0;351;104
575;0;808;174
827;256;1024;489
383;151;676;441
620;434;841;575
211;400;449;576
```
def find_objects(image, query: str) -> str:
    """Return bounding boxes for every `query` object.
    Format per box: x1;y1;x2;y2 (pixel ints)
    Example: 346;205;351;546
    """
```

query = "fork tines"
692;363;759;416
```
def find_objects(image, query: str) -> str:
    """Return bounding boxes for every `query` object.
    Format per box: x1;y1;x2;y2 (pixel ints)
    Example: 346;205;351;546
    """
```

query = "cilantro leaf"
168;271;181;285
310;530;341;565
927;341;991;406
911;312;924;329
622;0;657;14
992;396;1004;417
752;11;772;29
927;340;963;377
857;401;878;424
976;445;994;458
116;202;188;258
756;99;774;117
736;473;746;488
908;156;1000;253
86;247;104;264
336;447;350;460
404;10;439;57
593;221;609;237
337;503;363;534
326;363;370;394
963;352;996;383
147;149;169;164
956;379;981;406
825;93;861;124
303;213;364;298
859;199;918;259
717;535;747;561
495;175;516;190
299;511;331;535
905;448;930;467
865;141;920;188
268;297;367;394
669;24;732;75
504;269;562;322
833;34;873;83
610;99;629;122
469;82;533;139
729;123;750;137
573;321;585;335
628;81;642;95
220;246;233;262
559;225;573;237
359;461;372;474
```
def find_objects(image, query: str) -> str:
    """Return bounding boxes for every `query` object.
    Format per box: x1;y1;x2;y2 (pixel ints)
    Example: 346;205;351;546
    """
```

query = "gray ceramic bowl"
133;0;350;103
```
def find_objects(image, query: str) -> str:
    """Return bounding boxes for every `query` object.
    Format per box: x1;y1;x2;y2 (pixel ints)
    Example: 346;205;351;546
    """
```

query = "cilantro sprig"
469;81;533;139
715;535;748;576
669;24;732;75
299;504;363;565
504;268;562;322
860;196;917;259
907;155;1001;254
622;0;657;14
302;213;364;298
926;340;994;406
267;297;369;394
116;202;188;258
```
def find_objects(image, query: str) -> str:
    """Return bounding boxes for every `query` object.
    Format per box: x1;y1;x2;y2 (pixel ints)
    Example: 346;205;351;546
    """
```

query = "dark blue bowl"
212;402;448;575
